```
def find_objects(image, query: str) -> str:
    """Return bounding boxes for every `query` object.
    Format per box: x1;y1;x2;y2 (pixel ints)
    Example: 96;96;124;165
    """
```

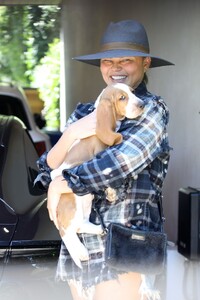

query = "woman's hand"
47;175;73;229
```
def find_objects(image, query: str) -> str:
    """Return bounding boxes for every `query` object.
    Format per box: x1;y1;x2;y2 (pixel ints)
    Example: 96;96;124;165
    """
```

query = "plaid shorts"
56;233;124;290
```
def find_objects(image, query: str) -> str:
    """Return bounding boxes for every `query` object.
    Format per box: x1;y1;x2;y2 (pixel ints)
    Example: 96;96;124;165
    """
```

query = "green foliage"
33;38;60;130
0;6;29;85
27;5;60;64
0;5;61;129
0;5;60;86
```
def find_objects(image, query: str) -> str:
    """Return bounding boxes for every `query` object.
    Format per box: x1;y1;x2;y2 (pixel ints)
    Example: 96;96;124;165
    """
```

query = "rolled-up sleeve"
63;99;170;196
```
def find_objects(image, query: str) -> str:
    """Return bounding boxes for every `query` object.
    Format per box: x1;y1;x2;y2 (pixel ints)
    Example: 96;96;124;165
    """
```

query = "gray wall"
60;0;200;243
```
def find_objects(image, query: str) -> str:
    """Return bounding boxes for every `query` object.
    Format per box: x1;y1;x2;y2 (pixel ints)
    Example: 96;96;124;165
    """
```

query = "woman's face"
100;56;151;89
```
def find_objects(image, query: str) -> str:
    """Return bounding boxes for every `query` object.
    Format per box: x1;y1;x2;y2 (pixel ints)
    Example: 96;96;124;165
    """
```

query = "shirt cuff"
62;167;91;196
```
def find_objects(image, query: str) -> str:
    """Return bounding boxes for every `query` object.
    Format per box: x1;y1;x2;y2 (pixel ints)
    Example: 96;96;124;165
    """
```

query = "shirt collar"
135;82;159;104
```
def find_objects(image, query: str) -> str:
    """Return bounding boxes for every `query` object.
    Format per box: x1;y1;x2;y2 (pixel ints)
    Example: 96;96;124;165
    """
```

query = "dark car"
0;84;51;156
0;115;71;299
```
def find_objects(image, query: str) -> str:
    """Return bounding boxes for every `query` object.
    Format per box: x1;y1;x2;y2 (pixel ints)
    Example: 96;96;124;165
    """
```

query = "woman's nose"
111;62;122;70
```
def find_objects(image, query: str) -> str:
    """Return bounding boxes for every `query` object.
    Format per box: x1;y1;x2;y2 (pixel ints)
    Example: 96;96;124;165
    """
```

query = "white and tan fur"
48;83;144;268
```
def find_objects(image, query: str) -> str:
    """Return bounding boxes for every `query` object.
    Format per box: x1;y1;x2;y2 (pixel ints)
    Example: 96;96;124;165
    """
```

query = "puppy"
48;83;144;268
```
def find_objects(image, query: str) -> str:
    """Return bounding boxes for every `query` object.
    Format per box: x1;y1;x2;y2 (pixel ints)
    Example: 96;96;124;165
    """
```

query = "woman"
36;20;173;300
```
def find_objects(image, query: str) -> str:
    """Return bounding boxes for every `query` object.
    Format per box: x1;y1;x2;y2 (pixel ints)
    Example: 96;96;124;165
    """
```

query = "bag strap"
158;195;165;223
157;194;165;232
92;200;108;233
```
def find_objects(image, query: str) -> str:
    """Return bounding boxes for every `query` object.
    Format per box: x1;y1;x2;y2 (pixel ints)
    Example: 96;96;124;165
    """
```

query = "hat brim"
73;49;174;68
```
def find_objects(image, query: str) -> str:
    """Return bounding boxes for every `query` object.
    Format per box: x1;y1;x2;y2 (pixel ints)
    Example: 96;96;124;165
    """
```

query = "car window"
0;95;31;130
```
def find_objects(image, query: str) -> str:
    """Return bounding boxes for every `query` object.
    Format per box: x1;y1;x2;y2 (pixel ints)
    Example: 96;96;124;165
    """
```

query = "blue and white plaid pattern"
36;82;171;289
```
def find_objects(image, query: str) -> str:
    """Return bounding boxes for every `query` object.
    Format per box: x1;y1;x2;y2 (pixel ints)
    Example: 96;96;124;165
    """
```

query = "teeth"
111;76;126;80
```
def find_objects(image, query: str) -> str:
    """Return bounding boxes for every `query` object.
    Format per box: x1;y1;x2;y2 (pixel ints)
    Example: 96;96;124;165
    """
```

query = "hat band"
100;42;149;54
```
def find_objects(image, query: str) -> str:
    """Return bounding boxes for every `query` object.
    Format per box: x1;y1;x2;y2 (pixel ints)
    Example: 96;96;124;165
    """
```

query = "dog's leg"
62;229;89;269
58;194;90;269
76;195;103;234
62;204;90;269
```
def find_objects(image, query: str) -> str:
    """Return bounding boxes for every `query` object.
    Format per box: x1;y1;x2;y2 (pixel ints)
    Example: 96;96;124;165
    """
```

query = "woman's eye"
101;59;112;65
121;59;131;64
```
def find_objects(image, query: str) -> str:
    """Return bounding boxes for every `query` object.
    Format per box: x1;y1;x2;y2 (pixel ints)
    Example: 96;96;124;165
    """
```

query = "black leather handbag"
93;196;167;275
105;222;167;274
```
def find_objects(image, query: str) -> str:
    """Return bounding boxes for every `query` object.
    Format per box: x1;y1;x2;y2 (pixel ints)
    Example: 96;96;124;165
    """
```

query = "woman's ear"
144;57;151;71
96;98;122;146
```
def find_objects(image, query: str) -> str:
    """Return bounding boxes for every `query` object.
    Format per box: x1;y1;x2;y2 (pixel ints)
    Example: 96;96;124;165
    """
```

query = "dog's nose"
136;98;144;108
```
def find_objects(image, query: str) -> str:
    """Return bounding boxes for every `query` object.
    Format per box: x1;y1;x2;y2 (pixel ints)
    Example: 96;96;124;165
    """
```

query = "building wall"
60;0;200;243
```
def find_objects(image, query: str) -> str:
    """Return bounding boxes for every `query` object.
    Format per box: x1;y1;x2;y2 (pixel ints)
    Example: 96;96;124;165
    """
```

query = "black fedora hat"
73;20;174;68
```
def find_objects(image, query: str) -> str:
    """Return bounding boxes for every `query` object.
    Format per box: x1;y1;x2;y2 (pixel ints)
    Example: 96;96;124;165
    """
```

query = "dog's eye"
119;95;126;101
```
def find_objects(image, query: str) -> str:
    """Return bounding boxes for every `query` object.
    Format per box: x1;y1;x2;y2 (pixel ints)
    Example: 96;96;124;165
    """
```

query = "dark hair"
143;73;148;84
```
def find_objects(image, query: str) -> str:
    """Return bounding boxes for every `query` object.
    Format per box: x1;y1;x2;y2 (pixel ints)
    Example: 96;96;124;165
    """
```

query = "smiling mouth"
111;75;127;80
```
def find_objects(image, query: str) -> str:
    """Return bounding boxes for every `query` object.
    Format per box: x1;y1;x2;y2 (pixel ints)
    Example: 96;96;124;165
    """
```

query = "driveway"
0;254;72;300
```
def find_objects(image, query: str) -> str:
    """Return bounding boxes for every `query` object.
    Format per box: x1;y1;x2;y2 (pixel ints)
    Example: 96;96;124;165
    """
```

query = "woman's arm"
47;110;97;169
34;103;96;190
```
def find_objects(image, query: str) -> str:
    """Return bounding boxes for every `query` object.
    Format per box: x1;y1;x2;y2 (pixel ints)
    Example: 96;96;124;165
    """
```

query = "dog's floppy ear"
96;98;123;146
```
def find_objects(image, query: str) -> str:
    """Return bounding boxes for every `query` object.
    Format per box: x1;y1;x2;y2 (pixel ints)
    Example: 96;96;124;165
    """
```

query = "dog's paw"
106;187;116;202
62;232;89;268
79;244;89;262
